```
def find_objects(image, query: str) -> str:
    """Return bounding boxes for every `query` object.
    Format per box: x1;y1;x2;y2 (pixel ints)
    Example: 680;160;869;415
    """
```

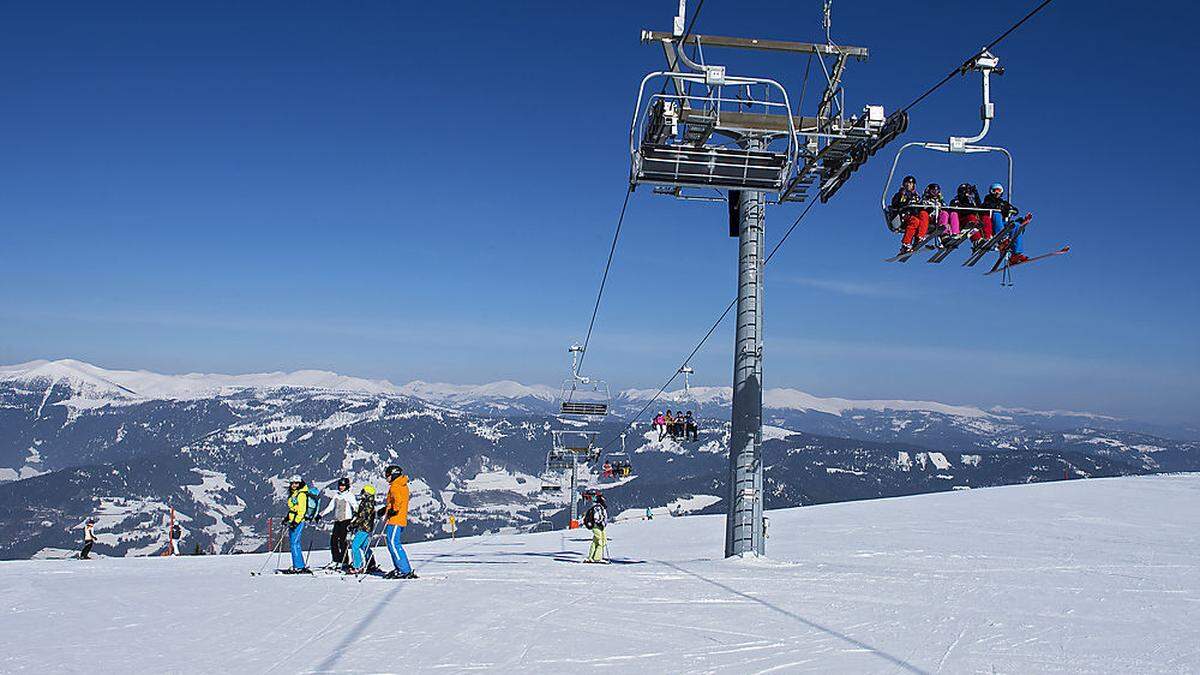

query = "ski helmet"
361;484;376;496
337;477;350;491
87;518;96;524
288;475;303;484
990;182;1004;192
902;175;916;184
385;465;403;480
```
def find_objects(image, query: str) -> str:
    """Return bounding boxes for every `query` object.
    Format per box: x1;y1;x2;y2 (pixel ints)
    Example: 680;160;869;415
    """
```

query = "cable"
575;187;633;375
577;2;713;376
599;198;820;451
896;0;1054;116
592;0;1055;448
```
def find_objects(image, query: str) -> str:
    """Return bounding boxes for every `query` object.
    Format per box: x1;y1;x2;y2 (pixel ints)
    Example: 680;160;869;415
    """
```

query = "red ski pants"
901;211;929;247
969;214;995;241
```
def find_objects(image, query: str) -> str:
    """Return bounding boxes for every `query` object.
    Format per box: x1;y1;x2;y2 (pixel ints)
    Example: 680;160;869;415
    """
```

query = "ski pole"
255;523;290;576
301;496;323;569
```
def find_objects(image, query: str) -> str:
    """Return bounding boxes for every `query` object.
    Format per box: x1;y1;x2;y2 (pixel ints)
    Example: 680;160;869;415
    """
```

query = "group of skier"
281;464;416;578
653;410;698;442
889;176;1032;264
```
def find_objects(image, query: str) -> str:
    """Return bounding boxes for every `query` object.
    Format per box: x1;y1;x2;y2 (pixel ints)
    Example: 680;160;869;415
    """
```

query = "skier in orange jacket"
379;465;416;579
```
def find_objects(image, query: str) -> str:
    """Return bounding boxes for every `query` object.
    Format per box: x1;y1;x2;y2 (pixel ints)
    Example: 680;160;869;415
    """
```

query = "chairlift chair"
559;344;611;419
629;40;800;195
604;452;635;478
880;51;1012;237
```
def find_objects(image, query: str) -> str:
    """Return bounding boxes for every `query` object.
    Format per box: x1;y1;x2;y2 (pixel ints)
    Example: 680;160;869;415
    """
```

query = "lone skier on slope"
583;493;608;563
283;476;312;574
318;477;355;569
80;518;97;559
348;484;379;573
377;465;417;579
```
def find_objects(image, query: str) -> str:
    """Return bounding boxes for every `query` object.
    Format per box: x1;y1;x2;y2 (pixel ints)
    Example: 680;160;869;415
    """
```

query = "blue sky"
1;1;1197;424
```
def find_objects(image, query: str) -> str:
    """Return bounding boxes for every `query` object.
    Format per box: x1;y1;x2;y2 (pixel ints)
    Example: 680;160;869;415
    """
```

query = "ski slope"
2;475;1197;673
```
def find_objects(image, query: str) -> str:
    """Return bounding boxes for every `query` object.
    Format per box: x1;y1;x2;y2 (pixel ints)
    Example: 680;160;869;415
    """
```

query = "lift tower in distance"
628;2;903;557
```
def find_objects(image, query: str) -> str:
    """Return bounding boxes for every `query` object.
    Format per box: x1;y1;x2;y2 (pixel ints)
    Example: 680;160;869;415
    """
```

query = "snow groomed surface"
2;474;1197;673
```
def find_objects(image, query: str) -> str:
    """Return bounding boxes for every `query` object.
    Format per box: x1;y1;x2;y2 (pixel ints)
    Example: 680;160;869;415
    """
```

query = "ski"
984;246;1070;276
927;232;972;263
962;222;1014;267
886;227;945;263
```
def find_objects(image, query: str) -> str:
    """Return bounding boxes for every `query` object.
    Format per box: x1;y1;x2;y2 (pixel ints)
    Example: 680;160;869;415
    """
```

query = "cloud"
786;277;907;298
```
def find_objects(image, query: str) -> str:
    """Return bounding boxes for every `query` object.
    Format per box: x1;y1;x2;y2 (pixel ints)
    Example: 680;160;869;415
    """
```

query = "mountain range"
0;358;1194;559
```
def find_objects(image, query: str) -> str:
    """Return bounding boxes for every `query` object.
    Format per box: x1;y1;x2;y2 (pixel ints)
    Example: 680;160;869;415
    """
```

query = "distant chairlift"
559;344;610;419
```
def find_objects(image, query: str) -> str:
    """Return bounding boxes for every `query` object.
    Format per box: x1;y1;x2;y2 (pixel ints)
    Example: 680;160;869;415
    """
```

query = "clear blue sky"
1;1;1197;424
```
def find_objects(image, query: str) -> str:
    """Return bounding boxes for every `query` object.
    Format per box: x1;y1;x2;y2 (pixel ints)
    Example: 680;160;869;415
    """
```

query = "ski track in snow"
1;474;1198;673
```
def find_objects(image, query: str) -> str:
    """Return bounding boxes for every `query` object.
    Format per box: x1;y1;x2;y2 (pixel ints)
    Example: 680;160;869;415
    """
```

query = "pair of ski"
883;225;948;263
970;217;1070;275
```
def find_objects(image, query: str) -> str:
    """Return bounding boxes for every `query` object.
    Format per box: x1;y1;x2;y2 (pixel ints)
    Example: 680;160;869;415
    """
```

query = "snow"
622;384;995;418
3;474;1195;672
0;358;398;400
927;451;952;470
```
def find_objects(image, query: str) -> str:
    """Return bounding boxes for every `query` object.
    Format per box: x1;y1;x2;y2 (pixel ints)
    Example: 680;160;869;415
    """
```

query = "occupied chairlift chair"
880;51;1013;257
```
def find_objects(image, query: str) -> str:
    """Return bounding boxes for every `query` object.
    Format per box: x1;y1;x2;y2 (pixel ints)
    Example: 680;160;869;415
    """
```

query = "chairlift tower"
630;2;898;557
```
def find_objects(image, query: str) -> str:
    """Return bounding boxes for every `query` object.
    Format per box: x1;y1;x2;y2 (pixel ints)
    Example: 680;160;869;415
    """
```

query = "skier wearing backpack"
348;484;379;573
283;476;312;574
79;518;97;559
317;477;356;569
377;465;416;579
583;493;608;563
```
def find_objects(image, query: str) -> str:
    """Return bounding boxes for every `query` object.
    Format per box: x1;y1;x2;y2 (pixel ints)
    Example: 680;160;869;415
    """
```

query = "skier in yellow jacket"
284;476;311;574
379;465;416;579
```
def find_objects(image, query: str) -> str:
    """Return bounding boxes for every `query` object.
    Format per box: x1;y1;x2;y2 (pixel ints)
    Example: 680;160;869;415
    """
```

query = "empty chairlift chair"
629;66;799;195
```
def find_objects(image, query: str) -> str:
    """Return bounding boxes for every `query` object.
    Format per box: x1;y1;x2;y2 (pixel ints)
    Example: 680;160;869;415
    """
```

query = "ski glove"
313;514;322;524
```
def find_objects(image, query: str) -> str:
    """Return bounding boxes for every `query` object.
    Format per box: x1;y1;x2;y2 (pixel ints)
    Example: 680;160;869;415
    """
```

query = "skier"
583;493;608;563
951;183;987;241
981;182;1032;264
377;465;417;579
920;183;953;238
283;476;312;574
685;411;698;442
348;484;378;573
660;411;673;441
889;175;925;255
80;518;97;559
317;477;356;569
653;412;666;437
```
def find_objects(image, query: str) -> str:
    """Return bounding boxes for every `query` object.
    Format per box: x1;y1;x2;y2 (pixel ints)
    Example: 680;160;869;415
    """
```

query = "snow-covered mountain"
0;359;1195;559
4;474;1197;672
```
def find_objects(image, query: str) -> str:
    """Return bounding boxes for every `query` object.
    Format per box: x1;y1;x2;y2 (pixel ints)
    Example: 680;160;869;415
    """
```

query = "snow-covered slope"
1;474;1195;672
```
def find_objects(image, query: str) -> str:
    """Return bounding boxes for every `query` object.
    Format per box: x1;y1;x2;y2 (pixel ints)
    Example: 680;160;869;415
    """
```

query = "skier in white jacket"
317;477;356;568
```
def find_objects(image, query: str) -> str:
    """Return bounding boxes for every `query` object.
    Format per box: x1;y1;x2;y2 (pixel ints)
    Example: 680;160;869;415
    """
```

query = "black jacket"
889;187;921;215
981;193;1018;221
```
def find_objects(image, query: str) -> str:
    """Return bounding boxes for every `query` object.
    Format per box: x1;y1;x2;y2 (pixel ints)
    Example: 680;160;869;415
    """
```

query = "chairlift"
559;344;611;418
880;51;1012;249
604;452;635;478
629;37;800;195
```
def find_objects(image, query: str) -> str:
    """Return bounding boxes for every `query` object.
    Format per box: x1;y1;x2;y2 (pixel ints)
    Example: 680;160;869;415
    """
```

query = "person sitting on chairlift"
982;182;1032;264
661;411;674;442
920;183;953;242
890;175;925;255
951;183;987;243
685;411;699;442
